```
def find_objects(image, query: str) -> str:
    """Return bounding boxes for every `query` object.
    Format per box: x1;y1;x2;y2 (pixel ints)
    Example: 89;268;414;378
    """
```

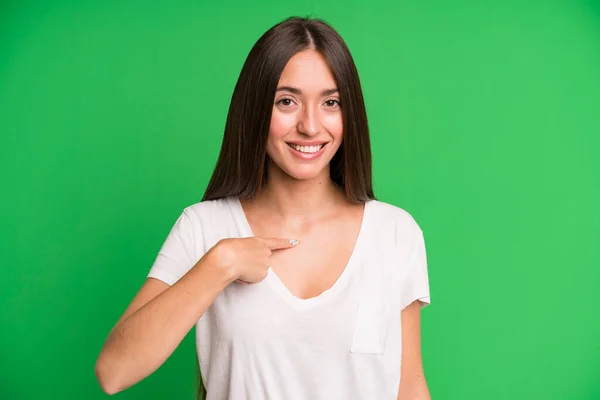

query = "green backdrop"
2;1;599;399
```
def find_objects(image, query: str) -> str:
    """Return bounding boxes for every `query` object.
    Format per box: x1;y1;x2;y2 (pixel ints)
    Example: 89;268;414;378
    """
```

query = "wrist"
196;247;238;287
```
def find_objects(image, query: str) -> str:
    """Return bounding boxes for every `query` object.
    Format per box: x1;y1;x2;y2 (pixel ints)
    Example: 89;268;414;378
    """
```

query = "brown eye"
325;99;341;107
277;98;295;107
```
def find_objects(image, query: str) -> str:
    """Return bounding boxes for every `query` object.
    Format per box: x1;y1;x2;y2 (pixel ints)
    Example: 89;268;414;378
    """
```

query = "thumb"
261;238;299;250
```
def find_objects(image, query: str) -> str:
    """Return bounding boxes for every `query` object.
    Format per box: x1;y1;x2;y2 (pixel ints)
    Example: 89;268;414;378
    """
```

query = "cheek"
323;113;344;140
269;110;296;139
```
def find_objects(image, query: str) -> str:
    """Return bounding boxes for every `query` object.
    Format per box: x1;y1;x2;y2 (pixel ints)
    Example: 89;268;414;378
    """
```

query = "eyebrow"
276;86;339;96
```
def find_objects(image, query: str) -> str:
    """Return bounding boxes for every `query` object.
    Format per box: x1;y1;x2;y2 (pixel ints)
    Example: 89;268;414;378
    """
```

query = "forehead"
278;49;337;90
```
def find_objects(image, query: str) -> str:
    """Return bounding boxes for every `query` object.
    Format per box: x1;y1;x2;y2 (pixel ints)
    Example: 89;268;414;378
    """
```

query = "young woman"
95;16;432;400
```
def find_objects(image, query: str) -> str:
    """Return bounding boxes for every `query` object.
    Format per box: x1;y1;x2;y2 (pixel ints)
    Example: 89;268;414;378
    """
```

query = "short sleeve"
147;208;198;286
399;226;431;310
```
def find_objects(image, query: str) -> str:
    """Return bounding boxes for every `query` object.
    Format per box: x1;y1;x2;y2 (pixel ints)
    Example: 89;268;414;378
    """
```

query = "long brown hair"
201;16;375;204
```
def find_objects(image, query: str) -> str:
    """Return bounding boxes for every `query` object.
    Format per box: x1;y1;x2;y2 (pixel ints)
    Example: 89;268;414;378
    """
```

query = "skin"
94;48;430;399
398;301;432;400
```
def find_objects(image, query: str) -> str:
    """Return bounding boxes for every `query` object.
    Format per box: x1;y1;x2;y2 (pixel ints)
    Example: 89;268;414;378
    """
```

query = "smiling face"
266;49;343;182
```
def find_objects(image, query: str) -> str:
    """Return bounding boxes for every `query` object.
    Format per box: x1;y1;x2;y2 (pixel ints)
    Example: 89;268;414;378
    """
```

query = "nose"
297;105;320;137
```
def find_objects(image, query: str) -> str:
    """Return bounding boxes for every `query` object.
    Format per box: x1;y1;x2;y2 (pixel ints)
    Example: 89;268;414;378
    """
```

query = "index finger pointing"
261;238;299;250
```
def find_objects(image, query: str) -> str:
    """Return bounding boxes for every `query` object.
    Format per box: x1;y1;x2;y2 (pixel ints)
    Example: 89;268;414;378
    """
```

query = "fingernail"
290;239;298;246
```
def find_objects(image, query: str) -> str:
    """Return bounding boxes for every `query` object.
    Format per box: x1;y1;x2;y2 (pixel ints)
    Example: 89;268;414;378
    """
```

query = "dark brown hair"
201;16;375;204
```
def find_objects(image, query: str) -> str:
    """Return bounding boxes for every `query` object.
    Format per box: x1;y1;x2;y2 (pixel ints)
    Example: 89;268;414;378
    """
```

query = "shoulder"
175;197;237;236
183;197;233;219
368;199;423;239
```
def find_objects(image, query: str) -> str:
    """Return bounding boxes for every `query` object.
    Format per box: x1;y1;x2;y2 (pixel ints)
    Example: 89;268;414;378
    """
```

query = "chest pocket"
349;238;392;355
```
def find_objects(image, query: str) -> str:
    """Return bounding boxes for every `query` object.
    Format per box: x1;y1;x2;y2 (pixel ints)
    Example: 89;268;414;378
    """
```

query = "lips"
285;141;329;160
286;143;326;154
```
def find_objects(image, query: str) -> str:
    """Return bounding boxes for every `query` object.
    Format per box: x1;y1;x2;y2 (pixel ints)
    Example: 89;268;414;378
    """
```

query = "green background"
2;0;599;399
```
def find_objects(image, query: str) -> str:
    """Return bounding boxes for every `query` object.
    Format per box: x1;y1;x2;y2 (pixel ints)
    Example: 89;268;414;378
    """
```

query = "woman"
95;16;432;400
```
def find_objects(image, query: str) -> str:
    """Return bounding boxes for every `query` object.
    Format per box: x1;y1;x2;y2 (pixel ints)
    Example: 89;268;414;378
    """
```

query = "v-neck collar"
226;196;372;311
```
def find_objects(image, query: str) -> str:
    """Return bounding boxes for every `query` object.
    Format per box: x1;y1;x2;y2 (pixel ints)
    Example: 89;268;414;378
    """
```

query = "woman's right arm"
94;250;235;395
94;236;295;395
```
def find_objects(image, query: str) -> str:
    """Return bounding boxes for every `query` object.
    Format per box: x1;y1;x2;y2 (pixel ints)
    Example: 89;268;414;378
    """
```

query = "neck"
253;162;346;218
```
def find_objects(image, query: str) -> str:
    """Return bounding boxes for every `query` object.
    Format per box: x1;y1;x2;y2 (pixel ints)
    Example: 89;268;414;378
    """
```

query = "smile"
286;143;326;154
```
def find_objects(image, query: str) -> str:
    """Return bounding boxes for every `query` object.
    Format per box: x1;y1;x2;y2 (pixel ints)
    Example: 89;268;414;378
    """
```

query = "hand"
208;237;298;284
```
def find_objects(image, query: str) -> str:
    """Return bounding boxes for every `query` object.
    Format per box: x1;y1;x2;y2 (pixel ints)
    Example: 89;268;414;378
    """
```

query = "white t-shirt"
148;196;430;400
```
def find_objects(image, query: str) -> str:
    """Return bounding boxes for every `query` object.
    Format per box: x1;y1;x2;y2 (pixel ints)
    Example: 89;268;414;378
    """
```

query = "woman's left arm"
397;300;431;400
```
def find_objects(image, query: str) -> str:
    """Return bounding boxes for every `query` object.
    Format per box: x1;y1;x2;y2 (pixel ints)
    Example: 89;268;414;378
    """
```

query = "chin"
277;162;330;181
287;169;326;181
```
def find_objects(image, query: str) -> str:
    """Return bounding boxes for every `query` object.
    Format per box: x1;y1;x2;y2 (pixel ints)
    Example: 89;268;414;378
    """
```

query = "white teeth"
290;144;324;154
